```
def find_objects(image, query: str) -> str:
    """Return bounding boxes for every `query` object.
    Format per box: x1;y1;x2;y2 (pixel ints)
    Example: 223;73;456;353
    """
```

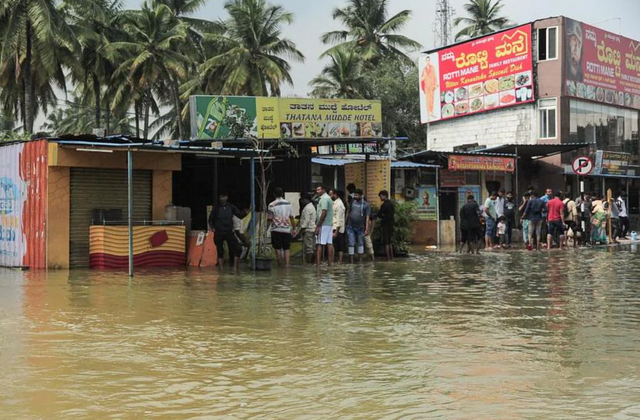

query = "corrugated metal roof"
480;143;594;158
391;161;439;169
311;158;356;166
404;149;516;160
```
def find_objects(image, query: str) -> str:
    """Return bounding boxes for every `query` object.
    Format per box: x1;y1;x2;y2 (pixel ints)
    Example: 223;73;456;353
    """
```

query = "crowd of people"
459;187;631;253
207;184;397;269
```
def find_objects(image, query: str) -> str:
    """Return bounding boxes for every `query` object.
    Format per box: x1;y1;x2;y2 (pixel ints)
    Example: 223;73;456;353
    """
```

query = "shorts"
271;231;292;251
485;217;497;238
347;225;365;255
214;231;239;258
364;235;374;256
529;219;543;243
303;230;316;254
381;224;393;245
316;225;333;245
334;232;346;253
461;226;482;243
547;220;564;237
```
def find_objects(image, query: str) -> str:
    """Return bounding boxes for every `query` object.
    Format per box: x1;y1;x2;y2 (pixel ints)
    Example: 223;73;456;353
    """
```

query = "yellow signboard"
365;160;391;208
190;96;383;140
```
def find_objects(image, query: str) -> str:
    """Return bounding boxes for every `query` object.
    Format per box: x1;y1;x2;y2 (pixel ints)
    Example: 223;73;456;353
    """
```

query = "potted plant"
372;200;417;257
223;106;296;270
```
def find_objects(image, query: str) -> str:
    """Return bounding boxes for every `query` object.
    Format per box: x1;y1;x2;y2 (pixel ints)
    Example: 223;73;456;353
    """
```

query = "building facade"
420;16;640;218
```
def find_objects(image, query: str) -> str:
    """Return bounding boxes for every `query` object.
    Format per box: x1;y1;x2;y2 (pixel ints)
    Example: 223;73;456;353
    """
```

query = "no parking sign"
572;156;593;176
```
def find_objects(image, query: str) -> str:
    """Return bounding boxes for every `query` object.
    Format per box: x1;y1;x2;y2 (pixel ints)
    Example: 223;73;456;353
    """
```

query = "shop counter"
89;225;186;269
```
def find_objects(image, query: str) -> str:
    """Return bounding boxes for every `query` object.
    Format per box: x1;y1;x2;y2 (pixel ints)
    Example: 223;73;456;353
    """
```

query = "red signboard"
448;155;515;172
419;24;534;124
565;18;640;110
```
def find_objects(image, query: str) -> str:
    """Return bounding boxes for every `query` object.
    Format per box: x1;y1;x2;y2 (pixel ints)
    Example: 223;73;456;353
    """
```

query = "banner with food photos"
190;96;383;140
564;18;640;110
419;24;535;124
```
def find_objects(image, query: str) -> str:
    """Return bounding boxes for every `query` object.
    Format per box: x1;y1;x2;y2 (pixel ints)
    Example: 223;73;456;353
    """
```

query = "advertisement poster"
190;96;383;140
419;24;534;124
457;186;481;214
565;18;640;110
448;155;515;172
414;186;438;221
365;160;391;208
593;150;631;175
0;141;47;268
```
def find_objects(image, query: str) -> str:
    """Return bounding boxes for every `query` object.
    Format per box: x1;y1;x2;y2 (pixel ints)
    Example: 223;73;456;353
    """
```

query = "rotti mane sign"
189;96;383;140
419;24;535;124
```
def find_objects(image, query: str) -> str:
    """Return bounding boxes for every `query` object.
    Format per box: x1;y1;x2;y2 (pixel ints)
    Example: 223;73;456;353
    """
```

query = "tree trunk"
170;76;184;139
143;96;150;140
104;93;111;135
134;100;140;138
93;73;101;129
24;20;34;133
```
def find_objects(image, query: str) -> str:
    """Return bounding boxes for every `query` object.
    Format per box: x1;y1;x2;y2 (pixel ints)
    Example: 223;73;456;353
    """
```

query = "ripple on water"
1;247;640;419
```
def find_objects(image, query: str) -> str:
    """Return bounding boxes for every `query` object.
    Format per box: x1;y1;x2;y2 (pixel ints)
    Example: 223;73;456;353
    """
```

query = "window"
539;98;557;139
537;27;558;61
568;100;640;164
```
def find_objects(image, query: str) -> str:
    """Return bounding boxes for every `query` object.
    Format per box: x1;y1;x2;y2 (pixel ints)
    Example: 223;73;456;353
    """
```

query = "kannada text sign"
565;18;640;110
420;24;534;124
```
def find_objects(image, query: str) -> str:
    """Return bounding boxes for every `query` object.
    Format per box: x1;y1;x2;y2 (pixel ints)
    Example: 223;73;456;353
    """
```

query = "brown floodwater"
2;247;640;419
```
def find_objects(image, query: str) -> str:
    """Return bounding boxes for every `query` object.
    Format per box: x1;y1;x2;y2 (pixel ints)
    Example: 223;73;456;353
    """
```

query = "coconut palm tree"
454;0;512;41
310;48;369;99
0;0;78;133
198;0;304;96
321;0;421;64
107;2;190;139
64;0;123;133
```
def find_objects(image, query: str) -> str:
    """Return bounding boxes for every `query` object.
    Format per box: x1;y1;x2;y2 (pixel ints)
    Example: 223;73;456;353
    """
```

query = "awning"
391;161;439;169
479;143;594;159
404;150;516;161
311;158;356;166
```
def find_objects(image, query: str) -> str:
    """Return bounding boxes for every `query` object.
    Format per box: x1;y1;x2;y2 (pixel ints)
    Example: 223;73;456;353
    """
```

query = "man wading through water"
314;185;334;267
459;194;482;254
347;189;371;263
209;193;245;270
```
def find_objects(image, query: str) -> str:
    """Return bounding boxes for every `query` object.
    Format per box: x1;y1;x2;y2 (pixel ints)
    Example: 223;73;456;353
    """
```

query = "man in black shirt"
504;192;517;248
208;193;245;270
459;194;482;254
377;190;395;261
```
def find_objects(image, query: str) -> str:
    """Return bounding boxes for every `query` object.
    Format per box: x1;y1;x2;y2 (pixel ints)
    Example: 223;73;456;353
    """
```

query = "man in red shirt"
546;191;566;250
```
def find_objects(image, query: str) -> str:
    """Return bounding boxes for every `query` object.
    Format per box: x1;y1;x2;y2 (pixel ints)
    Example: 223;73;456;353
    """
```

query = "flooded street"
2;247;640;419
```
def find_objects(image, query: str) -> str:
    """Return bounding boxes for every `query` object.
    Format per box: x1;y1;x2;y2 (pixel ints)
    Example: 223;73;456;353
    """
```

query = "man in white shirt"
295;194;316;263
330;189;346;264
267;187;295;267
617;191;630;239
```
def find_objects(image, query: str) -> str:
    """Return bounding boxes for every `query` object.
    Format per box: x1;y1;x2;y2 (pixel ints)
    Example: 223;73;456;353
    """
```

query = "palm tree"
107;2;190;139
198;0;304;96
0;0;78;133
65;0;123;133
321;0;421;64
310;48;369;99
454;0;512;41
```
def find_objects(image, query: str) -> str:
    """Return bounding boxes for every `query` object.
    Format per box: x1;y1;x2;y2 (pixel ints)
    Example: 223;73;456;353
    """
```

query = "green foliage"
198;0;304;97
367;58;425;147
310;47;370;99
321;0;421;65
454;0;512;41
372;200;417;253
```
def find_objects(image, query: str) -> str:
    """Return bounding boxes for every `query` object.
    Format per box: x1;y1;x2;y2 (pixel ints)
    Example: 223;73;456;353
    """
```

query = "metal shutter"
70;168;152;268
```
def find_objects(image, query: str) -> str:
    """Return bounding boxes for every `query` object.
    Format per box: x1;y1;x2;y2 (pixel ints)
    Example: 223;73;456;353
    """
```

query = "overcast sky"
122;0;640;97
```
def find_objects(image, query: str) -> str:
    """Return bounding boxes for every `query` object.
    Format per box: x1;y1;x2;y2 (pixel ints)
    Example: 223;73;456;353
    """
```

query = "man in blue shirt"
521;191;547;251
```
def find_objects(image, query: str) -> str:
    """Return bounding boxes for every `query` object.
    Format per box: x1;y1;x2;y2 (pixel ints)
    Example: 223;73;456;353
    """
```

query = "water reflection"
2;247;640;419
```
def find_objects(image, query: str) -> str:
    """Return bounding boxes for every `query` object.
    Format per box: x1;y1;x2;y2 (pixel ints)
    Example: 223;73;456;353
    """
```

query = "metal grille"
70;168;151;268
